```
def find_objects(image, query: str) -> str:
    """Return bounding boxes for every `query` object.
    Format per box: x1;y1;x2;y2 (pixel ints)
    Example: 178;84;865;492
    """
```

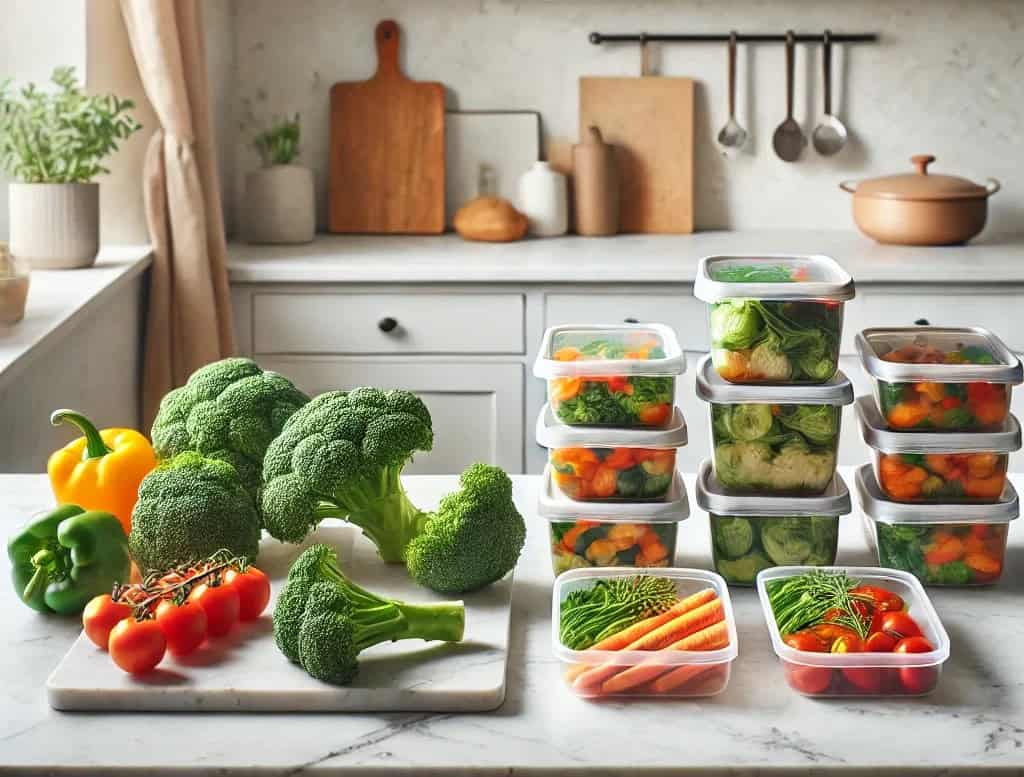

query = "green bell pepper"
8;504;131;615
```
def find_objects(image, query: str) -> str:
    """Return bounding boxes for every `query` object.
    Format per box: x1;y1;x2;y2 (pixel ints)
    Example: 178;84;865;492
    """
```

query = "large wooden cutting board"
579;76;694;233
328;20;445;234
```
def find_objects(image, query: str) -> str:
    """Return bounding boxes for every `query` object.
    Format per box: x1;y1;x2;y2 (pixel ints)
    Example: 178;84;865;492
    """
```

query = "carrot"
651;663;720;694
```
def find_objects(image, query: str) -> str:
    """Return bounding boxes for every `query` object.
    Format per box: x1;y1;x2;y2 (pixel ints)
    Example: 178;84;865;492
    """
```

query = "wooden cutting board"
579;76;694;233
328;20;445;234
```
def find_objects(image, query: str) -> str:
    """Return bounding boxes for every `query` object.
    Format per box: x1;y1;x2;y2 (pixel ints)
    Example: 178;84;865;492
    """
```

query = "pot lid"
849;155;991;201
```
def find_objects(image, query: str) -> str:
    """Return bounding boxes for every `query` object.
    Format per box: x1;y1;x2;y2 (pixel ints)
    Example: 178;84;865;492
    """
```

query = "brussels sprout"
716;551;774;584
713;516;755;559
727;403;775;441
776;405;839;446
760;518;813;565
710;300;763;350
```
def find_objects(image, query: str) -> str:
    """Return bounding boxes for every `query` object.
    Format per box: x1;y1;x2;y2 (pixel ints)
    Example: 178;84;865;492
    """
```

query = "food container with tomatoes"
553;566;738;698
537;466;689;575
856;463;1018;586
696;354;853;495
693;255;855;385
757;566;950;698
535;403;687;501
856;395;1020;503
696;459;851;586
856;327;1022;432
533;323;684;428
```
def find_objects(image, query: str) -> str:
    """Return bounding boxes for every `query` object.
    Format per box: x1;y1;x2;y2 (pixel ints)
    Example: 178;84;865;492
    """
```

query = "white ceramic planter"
518;161;568;237
243;164;315;244
9;183;99;270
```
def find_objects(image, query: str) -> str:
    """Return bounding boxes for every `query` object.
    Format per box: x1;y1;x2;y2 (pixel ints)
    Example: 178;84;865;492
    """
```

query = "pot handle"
839;180;858;194
985;178;1001;196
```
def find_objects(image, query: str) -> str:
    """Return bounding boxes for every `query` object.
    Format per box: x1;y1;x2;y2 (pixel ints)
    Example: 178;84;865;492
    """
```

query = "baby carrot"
651;663;720;694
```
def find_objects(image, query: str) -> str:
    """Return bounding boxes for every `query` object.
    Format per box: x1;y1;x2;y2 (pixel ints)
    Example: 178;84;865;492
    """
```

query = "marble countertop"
227;230;1024;285
3;468;1024;776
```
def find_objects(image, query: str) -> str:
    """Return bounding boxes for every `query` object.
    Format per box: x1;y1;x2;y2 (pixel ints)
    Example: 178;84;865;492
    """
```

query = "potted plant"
0;67;140;269
243;114;315;244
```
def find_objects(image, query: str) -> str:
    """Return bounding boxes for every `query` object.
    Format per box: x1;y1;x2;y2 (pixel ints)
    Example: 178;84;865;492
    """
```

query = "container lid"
534;403;688;449
695;459;851;518
855;463;1019;525
850;155;989;201
695;354;854;405
533;323;685;379
855;396;1022;454
694;255;855;303
537;465;689;523
856;327;1023;385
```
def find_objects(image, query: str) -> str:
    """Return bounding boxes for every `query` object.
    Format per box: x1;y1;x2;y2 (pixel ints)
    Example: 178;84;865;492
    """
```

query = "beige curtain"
120;0;234;427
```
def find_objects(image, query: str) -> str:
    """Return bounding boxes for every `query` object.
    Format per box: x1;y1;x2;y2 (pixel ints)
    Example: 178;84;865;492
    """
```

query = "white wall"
230;0;1024;233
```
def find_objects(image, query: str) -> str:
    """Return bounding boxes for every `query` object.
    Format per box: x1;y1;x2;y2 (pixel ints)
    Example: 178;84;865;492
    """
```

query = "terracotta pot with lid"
840;155;1000;245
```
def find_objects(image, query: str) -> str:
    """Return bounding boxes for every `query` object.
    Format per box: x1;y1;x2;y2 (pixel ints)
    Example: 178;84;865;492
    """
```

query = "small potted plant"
243;114;314;244
0;67;140;269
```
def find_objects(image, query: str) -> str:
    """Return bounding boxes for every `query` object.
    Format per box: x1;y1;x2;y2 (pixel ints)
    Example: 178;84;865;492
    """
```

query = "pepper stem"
51;409;112;460
22;549;57;604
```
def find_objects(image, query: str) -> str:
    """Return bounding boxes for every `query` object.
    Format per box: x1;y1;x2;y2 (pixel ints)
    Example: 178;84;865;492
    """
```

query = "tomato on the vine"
223;567;271;621
188;581;240;636
155;599;208;656
82;594;133;649
108;618;166;674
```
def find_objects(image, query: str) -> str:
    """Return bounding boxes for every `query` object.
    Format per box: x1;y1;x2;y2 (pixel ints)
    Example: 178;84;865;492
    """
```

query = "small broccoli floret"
129;451;261;574
405;464;526;594
151;358;309;499
273;544;465;685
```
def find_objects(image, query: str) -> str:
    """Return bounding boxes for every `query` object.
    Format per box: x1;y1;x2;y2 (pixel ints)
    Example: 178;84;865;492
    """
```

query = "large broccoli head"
129;451;261;574
151;357;309;498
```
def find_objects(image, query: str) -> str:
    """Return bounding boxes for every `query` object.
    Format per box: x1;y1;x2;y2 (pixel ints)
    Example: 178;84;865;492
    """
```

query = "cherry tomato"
223;566;271;621
188;581;240;637
830;634;863;653
842;668;883;694
900;666;939;695
82;594;133;649
894;636;934;654
785;663;833;695
638;403;671;426
807;623;861;650
864;631;898;652
783;630;829;652
108;618;166;674
155;599;208;656
879;611;923;641
849;585;903;612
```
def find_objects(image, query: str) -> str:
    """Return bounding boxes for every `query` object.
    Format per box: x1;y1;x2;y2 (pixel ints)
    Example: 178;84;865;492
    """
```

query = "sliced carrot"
925;535;964;565
651;663;721;694
553;347;581;361
551;377;583;402
964;552;1002;578
964;474;1006;499
602;448;635;470
598;621;729;694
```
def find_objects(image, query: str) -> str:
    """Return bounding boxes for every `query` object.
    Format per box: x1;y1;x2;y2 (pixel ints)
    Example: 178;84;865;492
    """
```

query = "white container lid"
855;396;1022;454
695;354;854;405
695;459;851;518
694;254;855;303
535;403;688;449
537;465;689;523
856;327;1023;384
533;323;685;378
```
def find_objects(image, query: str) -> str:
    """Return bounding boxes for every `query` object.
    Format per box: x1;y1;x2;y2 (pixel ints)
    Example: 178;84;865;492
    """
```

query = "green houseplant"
244;114;314;244
0;67;141;268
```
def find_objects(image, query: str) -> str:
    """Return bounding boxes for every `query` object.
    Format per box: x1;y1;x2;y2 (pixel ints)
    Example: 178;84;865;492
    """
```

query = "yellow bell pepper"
47;409;157;536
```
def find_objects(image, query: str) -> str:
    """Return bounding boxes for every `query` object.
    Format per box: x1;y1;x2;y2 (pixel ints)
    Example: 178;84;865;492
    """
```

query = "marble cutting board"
46;523;513;713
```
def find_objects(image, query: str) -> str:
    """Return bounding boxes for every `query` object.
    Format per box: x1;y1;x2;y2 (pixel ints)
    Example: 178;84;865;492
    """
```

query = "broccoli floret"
129;451;261;574
151;357;309;499
273;544;465;685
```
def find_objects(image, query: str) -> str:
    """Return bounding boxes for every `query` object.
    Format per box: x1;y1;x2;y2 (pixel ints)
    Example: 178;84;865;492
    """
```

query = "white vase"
518;161;568;237
243;164;315;244
9;183;99;269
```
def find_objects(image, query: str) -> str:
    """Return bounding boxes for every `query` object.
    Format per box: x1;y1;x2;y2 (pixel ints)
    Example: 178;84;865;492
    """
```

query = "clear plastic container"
857;327;1022;432
537;466;689;575
694;255;855;385
757;565;951;697
856;396;1021;503
535;403;687;501
696;459;851;585
696;354;853;495
533;323;685;428
856;463;1018;586
553;566;738;698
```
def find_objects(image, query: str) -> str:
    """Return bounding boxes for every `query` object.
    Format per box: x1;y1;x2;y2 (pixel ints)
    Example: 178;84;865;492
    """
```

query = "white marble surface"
3;469;1024;775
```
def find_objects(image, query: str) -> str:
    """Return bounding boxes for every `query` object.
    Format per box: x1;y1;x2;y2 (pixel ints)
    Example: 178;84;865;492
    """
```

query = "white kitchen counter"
227;230;1024;284
3;468;1023;775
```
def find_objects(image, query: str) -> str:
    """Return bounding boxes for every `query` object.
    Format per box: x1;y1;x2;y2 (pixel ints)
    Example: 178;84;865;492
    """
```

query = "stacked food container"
693;254;856;583
854;326;1023;585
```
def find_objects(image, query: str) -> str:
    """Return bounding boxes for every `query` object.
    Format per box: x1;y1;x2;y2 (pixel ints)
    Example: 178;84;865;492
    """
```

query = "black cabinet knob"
623;317;639;324
378;316;398;333
914;318;930;326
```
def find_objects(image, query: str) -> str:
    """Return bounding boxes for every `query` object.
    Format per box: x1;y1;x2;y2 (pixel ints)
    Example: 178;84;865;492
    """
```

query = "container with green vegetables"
696;459;851;585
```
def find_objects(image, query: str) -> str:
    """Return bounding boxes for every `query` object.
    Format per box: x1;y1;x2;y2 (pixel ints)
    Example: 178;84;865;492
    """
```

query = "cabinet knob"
914;318;930;326
623;317;639;324
378;316;398;333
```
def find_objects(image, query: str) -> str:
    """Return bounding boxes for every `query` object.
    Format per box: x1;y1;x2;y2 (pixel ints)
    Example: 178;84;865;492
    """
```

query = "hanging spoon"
772;30;806;162
717;32;747;155
812;30;848;156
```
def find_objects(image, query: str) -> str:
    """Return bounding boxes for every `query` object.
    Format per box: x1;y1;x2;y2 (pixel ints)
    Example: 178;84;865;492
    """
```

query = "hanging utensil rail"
589;32;878;44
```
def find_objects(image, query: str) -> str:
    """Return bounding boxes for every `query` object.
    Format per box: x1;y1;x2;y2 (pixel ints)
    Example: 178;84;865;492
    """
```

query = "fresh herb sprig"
766;570;873;639
560;575;679;650
253;113;301;166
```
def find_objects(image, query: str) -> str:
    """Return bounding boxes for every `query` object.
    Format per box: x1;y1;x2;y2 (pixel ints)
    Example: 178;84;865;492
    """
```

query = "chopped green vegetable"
710;515;838;585
716;551;774;584
559;575;678;650
766;569;871;638
714;517;754;559
710;264;799;283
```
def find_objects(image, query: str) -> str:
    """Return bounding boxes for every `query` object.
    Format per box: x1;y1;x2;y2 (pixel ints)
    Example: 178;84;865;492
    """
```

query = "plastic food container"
856;327;1022;432
856;463;1018;586
694;255;855;384
537;466;689;575
553;567;738;698
533;323;685;428
696;459;851;586
535;403;687;501
696;354;853;495
856;395;1020;503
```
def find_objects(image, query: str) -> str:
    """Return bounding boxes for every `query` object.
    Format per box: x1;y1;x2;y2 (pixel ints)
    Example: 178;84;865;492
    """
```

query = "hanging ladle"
772;30;806;162
811;29;848;156
717;31;748;155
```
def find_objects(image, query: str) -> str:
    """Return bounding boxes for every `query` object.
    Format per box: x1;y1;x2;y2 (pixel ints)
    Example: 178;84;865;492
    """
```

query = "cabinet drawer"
545;291;706;351
253;292;524;354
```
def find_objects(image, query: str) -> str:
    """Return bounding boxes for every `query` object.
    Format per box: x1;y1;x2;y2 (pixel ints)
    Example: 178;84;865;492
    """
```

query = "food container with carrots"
533;323;684;427
757;566;950;697
856;396;1020;503
856;327;1022;432
856;463;1018;586
535;403;687;502
538;466;689;575
553;567;738;698
693;255;855;385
